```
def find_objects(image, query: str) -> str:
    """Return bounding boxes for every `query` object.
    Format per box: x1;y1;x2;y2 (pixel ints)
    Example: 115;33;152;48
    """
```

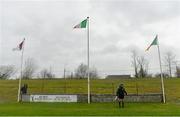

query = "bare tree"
164;51;175;78
75;63;88;79
75;63;98;79
22;58;37;79
137;56;149;78
40;69;48;78
175;66;180;78
0;65;16;79
131;50;138;78
89;67;98;79
40;68;55;79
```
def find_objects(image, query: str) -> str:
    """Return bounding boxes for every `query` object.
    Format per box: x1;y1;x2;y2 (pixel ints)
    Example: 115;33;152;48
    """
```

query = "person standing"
116;84;127;108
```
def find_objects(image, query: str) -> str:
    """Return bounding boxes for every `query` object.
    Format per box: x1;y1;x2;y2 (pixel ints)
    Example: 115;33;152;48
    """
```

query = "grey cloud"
1;0;180;78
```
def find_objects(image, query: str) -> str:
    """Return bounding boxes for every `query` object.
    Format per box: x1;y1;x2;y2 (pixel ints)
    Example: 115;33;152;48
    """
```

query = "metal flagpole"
17;38;25;102
64;66;67;94
157;37;166;103
87;17;90;104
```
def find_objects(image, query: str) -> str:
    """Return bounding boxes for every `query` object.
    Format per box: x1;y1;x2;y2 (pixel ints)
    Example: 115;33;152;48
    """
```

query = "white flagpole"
17;38;25;102
87;17;90;104
157;36;166;103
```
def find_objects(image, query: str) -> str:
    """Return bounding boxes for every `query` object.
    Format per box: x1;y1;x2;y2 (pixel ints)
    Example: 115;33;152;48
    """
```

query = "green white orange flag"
73;18;87;28
146;35;158;51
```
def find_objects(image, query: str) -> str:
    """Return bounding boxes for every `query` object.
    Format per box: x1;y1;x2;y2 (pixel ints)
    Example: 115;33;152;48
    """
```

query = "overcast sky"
0;0;180;78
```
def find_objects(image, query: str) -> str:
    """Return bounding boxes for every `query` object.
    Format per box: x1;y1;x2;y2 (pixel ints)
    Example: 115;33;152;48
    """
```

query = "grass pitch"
0;102;180;116
0;78;180;116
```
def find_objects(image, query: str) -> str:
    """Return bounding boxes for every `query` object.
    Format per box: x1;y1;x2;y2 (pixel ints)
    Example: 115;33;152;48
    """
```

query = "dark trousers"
118;98;124;108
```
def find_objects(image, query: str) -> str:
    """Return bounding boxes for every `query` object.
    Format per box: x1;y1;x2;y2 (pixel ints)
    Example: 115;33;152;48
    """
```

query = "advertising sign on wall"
30;95;77;102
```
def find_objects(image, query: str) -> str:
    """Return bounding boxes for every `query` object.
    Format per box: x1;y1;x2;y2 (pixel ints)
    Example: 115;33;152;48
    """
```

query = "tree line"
1;50;180;79
0;58;98;79
131;50;180;78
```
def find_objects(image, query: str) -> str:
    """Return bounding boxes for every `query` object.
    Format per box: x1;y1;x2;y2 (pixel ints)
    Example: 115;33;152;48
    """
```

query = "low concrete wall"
124;94;163;102
22;93;163;103
78;94;163;103
21;94;30;102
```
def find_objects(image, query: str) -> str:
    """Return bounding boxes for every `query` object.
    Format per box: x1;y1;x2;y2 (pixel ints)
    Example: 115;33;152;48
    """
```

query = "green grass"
1;78;180;102
0;78;180;116
0;102;179;116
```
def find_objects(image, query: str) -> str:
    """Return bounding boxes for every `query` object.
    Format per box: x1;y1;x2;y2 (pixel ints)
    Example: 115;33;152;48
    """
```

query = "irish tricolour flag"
73;18;88;28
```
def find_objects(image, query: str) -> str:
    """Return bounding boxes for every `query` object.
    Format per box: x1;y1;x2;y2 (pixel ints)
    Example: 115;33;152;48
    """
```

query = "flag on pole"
73;18;87;28
13;39;25;51
146;35;158;51
13;38;26;102
73;17;91;103
145;35;166;103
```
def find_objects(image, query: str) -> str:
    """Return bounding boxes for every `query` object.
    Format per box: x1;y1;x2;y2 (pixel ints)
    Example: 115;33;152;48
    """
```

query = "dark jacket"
116;86;127;98
20;84;28;94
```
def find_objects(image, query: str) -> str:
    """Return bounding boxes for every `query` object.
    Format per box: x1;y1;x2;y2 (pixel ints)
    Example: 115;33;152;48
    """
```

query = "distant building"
106;75;131;79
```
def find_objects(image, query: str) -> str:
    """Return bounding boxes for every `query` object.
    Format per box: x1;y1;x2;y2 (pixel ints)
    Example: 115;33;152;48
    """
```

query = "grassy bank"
0;78;180;102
